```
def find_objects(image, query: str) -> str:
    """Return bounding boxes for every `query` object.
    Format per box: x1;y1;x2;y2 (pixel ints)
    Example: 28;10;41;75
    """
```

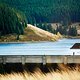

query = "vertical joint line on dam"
63;56;67;64
42;55;46;65
21;56;26;65
2;56;6;64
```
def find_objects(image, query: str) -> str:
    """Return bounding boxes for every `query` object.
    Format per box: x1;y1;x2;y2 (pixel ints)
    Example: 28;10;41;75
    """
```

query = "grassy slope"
0;24;62;42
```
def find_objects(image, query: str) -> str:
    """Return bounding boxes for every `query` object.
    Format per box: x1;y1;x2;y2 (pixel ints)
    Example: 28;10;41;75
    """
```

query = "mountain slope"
0;24;62;42
0;0;80;23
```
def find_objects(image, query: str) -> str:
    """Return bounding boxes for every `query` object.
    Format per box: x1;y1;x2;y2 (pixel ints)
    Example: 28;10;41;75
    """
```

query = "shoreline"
0;36;80;44
0;37;80;44
0;38;64;44
64;36;80;39
0;40;58;44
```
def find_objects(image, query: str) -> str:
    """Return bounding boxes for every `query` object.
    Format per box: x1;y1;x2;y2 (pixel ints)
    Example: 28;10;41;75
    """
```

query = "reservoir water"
0;38;80;55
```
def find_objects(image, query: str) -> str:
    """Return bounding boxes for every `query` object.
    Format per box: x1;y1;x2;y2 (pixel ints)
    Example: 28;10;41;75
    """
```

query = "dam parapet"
0;55;80;65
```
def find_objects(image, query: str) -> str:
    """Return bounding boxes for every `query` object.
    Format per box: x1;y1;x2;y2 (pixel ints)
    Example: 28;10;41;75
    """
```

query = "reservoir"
0;38;80;55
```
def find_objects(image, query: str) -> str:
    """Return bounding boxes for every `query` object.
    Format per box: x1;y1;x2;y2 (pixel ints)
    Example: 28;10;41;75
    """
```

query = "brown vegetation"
0;24;62;42
0;64;80;80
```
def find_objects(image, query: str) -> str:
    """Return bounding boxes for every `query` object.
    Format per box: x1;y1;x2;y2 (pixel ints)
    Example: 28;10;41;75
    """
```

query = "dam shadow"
0;63;79;74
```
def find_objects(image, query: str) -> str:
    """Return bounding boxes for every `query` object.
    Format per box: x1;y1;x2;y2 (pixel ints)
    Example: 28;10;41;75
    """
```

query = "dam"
0;55;80;65
0;39;80;65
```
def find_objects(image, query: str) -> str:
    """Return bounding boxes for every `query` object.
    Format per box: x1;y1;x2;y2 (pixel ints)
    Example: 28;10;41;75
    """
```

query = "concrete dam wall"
0;55;80;65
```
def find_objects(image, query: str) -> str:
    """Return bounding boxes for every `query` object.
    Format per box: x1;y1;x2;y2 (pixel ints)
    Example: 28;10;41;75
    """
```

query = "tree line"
0;0;80;25
37;23;77;36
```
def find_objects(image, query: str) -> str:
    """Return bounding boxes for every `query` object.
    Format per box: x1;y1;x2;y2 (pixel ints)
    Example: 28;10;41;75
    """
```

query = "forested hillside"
0;0;80;37
0;0;80;25
0;4;27;37
0;3;62;42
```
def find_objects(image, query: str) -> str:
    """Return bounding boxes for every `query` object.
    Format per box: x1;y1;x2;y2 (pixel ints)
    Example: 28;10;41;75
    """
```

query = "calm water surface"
0;38;80;55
